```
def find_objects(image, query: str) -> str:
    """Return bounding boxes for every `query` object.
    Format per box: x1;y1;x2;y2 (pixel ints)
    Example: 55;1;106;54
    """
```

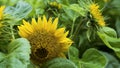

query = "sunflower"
0;6;5;20
89;3;105;26
49;1;62;9
18;16;72;64
79;0;106;26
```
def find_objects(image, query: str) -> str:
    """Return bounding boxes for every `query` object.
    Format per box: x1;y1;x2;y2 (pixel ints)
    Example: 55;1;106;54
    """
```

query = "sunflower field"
0;0;120;68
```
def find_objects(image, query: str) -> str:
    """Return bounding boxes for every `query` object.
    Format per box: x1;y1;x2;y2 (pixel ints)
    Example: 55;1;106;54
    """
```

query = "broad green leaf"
80;48;107;68
4;1;32;24
68;46;80;68
26;0;47;9
69;46;79;60
62;5;79;21
100;27;117;38
68;4;86;17
62;4;86;21
97;31;120;58
25;0;47;16
41;58;77;68
101;52;120;68
0;38;31;68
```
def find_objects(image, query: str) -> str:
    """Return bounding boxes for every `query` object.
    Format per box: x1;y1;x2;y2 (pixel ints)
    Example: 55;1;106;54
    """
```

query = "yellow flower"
49;2;62;9
89;4;105;26
0;6;5;20
18;16;72;64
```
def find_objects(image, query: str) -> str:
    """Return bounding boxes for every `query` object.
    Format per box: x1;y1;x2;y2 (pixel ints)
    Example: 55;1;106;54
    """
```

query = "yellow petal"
46;17;52;32
18;29;28;37
23;20;34;33
55;27;65;37
0;6;5;20
52;18;58;31
43;15;48;30
31;18;38;30
60;38;73;44
58;53;66;58
18;26;31;35
38;17;43;30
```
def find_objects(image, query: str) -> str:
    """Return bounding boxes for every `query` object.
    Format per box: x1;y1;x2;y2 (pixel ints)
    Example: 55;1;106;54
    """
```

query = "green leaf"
68;46;80;68
56;0;69;5
25;0;47;16
97;31;120;58
69;46;79;60
100;27;117;38
41;58;77;68
4;1;32;24
62;5;79;21
101;52;120;68
62;4;86;21
0;38;31;68
80;48;107;68
68;4;86;17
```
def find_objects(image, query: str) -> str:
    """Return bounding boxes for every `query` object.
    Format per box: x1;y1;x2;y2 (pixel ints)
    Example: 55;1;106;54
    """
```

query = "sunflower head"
49;1;62;9
79;0;106;26
18;16;72;64
89;3;105;26
0;6;5;20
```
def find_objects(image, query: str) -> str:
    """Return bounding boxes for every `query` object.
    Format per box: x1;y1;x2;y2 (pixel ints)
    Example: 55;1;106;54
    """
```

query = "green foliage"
62;5;79;22
4;1;32;25
102;52;120;68
41;58;77;68
25;0;47;16
80;48;107;68
68;47;107;68
100;27;117;37
0;38;31;68
0;0;18;5
107;0;120;16
0;0;120;68
98;27;120;58
63;4;86;17
68;46;80;67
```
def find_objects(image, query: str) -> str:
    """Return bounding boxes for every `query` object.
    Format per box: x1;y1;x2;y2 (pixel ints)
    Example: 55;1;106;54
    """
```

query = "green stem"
10;25;15;40
70;19;75;38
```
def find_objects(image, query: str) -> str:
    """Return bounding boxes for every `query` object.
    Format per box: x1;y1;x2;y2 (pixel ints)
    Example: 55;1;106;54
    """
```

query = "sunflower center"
28;31;63;63
35;48;48;58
